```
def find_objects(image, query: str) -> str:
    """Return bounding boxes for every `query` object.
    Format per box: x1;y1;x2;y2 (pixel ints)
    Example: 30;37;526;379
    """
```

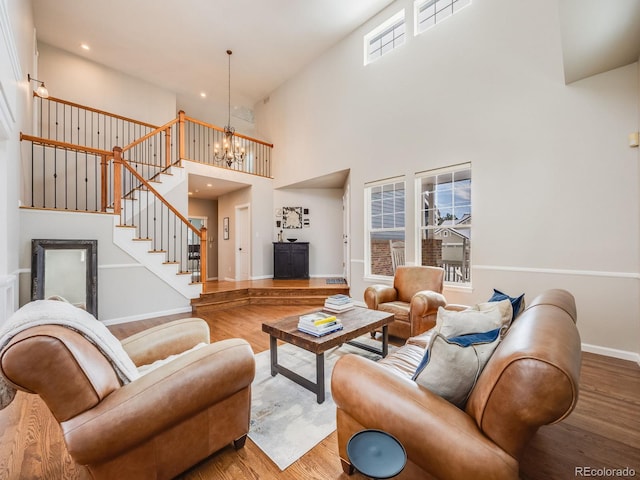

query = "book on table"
299;311;337;325
325;294;353;305
297;323;343;337
324;294;354;313
298;311;343;336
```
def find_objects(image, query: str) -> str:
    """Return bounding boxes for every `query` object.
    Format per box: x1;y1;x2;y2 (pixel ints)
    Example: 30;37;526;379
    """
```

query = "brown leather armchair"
364;265;446;339
332;289;582;480
0;316;255;480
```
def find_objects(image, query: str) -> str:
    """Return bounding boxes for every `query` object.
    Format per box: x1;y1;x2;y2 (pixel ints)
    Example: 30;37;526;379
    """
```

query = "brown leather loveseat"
332;289;581;479
1;308;255;480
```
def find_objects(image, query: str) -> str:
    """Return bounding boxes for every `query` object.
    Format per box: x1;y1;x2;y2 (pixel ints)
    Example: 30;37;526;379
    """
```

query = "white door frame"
234;203;251;281
342;183;351;283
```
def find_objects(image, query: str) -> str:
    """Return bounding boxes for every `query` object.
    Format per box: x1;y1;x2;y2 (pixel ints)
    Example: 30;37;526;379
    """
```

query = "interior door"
235;204;250;281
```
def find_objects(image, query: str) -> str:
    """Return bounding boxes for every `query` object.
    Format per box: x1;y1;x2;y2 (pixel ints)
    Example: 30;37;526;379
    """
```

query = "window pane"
416;0;471;35
370;231;405;276
420;227;471;283
367;179;406;277
418;164;471;284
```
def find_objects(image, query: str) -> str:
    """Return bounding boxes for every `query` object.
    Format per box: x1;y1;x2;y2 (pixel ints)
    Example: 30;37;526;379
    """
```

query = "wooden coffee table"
262;306;394;403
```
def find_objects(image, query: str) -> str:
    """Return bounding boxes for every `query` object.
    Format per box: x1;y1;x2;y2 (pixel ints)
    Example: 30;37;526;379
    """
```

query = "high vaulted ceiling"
31;0;640;110
30;1;640;198
31;0;395;109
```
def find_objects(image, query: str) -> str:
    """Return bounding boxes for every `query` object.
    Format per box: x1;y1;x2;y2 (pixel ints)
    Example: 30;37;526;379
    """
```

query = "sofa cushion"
412;328;502;408
435;300;510;338
378;342;427;380
378;301;410;323
488;289;525;321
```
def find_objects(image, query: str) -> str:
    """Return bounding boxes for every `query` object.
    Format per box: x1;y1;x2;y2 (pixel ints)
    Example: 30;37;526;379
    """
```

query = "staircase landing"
191;278;350;314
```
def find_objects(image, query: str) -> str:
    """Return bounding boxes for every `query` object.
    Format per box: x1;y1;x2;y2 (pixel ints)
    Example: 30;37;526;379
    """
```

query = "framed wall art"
223;217;230;240
282;206;303;229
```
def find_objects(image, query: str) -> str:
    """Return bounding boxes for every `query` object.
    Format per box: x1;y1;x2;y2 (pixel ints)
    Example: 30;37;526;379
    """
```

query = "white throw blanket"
0;300;140;409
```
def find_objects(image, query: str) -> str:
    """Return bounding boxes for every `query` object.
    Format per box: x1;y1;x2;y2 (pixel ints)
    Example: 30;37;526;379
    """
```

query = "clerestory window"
414;0;471;35
364;10;406;65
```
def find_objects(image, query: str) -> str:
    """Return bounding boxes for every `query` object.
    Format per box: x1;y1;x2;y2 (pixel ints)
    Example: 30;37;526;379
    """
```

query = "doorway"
188;216;207;282
235;204;251;281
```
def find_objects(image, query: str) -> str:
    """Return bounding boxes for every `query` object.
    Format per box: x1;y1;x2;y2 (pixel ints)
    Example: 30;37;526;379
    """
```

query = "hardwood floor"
1;303;639;479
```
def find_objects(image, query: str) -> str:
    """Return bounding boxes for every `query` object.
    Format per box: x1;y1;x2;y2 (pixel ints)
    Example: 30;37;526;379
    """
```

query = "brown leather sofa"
1;317;255;480
364;266;446;339
332;289;581;479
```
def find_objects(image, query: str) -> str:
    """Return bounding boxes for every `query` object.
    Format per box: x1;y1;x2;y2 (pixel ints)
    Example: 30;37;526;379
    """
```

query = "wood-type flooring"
1;302;639;479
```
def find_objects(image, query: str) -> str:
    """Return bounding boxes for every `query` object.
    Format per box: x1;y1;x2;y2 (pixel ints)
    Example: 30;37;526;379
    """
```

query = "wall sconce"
27;74;49;98
629;132;639;148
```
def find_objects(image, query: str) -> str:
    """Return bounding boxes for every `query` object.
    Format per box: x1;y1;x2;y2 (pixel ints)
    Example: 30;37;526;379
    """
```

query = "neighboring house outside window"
365;178;406;277
364;10;406;65
416;164;471;285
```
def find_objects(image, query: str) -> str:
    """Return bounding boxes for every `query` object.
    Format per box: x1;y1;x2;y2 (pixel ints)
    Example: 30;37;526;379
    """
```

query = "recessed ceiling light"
206;183;212;187
80;43;90;51
188;191;193;195
200;92;207;98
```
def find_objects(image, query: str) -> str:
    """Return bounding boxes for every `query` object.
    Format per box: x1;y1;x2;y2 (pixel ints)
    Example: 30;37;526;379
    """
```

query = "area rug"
325;278;347;284
248;336;392;470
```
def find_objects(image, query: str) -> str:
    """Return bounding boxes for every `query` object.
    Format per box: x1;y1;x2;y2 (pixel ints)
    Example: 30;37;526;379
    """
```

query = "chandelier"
214;50;245;166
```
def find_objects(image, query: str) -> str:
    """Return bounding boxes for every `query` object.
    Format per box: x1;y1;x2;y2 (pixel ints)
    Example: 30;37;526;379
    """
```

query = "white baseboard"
582;343;640;366
102;306;193;326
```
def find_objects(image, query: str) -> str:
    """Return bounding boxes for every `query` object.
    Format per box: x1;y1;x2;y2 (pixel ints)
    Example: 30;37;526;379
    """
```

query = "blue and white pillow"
412;328;502;408
488;289;525;321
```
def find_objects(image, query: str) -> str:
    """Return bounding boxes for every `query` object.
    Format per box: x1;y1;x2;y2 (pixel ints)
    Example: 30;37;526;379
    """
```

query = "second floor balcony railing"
32;94;273;179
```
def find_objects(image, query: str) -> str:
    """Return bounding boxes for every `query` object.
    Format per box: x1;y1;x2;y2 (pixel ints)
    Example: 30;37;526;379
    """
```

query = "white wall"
19;209;190;321
37;43;176;127
0;0;34;323
255;0;640;360
183;160;274;281
274;188;344;277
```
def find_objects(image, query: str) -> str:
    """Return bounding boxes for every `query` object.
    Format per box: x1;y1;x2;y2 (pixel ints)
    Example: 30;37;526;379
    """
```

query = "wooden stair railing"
22;95;276;286
34;93;159;152
113;147;206;284
20;133;113;212
182;112;273;177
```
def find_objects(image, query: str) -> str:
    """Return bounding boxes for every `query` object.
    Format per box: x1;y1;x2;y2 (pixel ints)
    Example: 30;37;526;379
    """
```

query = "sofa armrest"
409;291;447;335
62;338;254;465
120;318;210;366
364;285;398;310
331;354;518;480
444;303;468;312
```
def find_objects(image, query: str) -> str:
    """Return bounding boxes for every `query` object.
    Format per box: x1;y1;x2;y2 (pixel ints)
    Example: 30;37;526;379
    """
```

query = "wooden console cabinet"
273;242;309;279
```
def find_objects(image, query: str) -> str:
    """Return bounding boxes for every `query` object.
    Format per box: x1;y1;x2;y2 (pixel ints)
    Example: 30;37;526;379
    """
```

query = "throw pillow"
488;289;525;321
470;299;513;330
412;328;501;408
435;302;507;338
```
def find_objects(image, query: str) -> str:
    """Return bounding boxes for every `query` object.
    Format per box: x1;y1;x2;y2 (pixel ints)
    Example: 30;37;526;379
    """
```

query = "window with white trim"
414;0;471;35
416;164;471;285
365;179;405;277
364;10;406;65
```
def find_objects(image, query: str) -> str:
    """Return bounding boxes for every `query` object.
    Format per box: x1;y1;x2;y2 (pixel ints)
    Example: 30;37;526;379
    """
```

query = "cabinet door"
290;244;309;279
273;243;291;279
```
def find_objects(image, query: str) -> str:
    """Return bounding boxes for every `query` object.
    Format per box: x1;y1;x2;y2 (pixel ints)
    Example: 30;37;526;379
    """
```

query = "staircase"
21;95;273;301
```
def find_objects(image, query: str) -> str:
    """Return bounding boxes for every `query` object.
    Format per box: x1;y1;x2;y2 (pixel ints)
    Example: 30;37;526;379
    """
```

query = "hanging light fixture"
27;74;49;98
214;50;245;166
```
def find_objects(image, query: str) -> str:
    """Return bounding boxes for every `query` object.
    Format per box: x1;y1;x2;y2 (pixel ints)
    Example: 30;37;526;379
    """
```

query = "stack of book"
298;312;343;337
323;294;355;313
